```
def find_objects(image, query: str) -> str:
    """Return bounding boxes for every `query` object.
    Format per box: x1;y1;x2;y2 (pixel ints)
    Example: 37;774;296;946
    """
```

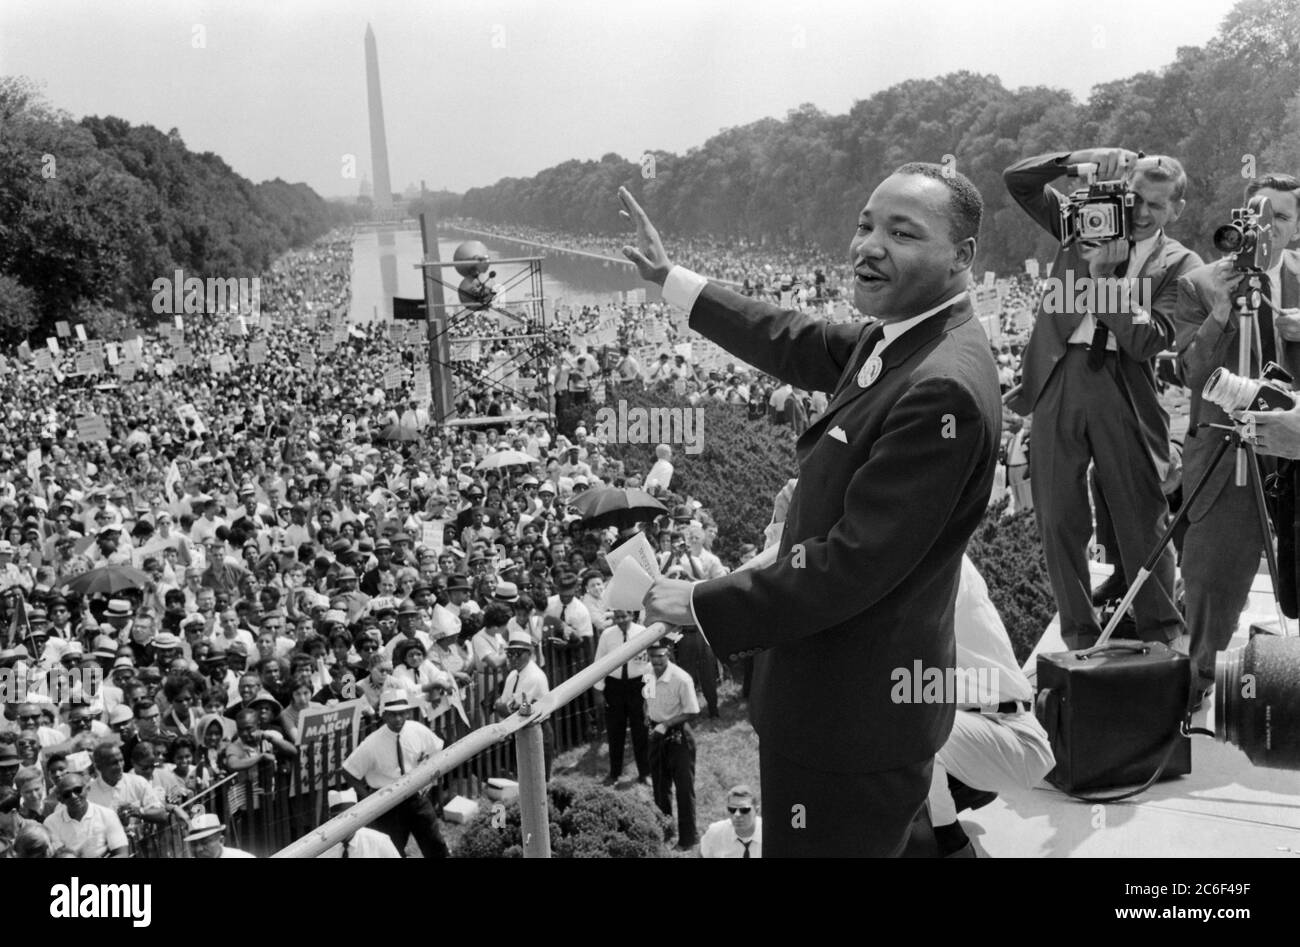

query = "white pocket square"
828;425;848;444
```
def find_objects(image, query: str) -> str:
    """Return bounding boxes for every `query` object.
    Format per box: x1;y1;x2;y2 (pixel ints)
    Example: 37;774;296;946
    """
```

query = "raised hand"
618;186;673;286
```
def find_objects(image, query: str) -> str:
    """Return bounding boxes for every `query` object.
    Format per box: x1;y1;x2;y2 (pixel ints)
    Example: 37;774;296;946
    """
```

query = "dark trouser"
603;676;649;779
648;725;696;846
1183;468;1266;687
759;740;933;857
1031;348;1182;648
375;792;447;858
674;629;718;716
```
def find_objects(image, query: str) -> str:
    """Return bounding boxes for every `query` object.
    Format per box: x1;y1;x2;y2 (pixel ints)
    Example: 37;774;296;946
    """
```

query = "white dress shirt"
592;622;649;690
1066;231;1159;347
700;816;763;858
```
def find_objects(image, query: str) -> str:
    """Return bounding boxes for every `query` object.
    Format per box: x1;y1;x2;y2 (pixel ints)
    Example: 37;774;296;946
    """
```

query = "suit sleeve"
1003;152;1073;239
1176;269;1236;393
693;376;990;655
1098;248;1203;361
688;284;863;394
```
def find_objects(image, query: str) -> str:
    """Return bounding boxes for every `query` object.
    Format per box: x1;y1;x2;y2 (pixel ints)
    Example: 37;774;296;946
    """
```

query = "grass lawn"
437;676;760;857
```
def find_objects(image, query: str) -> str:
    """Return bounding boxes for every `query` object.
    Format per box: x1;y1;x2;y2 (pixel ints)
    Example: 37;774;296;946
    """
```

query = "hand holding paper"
603;556;656;610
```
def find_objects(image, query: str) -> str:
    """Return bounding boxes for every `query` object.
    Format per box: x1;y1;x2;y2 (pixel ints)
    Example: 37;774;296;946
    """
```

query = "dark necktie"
740;838;752;859
1087;256;1128;371
341;839;350;859
621;628;628;680
395;725;405;775
1258;273;1276;369
688;556;701;580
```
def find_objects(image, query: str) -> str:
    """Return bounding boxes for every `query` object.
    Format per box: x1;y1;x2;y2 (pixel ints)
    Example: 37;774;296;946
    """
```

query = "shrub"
966;499;1055;664
579;383;797;563
454;777;668;858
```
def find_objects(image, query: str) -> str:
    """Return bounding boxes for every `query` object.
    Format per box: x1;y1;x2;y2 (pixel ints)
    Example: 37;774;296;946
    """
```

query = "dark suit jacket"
1175;249;1300;520
1003;152;1202;481
687;284;1001;773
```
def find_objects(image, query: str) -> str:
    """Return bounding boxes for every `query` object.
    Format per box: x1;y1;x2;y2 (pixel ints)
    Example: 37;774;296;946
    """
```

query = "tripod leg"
1244;443;1289;635
1096;433;1234;648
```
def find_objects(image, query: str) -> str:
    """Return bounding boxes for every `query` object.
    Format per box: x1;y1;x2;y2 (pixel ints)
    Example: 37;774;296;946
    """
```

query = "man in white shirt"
316;788;401;858
44;773;129;857
85;741;169;827
926;555;1055;857
342;689;448;858
592;610;650;785
645;639;699;851
644;444;674;494
700;785;762;858
185;812;256;858
495;629;554;779
545;573;593;642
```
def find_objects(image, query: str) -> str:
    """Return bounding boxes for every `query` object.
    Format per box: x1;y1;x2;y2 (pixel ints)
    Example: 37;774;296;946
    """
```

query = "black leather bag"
1035;642;1191;796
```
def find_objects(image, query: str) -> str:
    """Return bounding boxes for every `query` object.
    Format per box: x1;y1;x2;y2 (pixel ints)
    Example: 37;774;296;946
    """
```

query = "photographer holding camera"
1005;148;1201;649
1175;173;1300;701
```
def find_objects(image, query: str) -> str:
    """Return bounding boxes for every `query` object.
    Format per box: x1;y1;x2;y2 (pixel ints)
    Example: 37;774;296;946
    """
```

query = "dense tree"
461;0;1300;275
0;78;348;343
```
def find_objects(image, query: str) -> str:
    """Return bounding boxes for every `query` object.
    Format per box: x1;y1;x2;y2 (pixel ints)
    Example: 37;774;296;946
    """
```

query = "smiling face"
1256;185;1300;269
849;172;976;321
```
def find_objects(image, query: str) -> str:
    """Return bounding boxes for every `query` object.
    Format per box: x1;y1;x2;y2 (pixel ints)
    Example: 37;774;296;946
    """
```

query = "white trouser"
927;708;1055;825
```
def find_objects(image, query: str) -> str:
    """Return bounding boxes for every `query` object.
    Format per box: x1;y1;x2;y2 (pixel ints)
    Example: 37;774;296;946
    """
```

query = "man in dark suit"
620;163;1002;858
1004;149;1201;648
1175;173;1300;699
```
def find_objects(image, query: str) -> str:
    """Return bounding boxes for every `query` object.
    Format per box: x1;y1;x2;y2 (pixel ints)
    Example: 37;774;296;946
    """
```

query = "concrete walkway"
966;562;1300;857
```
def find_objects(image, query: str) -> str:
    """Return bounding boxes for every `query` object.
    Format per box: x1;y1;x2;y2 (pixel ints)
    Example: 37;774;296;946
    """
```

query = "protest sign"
75;415;111;442
296;699;365;793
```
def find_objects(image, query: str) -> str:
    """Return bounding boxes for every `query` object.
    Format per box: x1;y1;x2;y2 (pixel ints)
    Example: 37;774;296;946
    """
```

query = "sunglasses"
61;787;84;799
727;806;753;815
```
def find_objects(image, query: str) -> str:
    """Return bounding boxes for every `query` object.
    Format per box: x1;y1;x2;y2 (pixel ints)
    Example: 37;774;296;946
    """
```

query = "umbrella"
570;487;667;530
476;450;536;471
379;423;422;442
59;564;152;596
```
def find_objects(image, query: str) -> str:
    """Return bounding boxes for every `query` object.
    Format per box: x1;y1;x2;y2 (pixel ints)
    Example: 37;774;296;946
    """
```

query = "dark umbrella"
379;423;422;442
59;564;152;596
570;487;667;530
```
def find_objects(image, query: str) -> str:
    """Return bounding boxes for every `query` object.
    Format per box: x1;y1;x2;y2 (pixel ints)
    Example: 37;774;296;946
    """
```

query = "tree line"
460;0;1299;276
0;77;349;343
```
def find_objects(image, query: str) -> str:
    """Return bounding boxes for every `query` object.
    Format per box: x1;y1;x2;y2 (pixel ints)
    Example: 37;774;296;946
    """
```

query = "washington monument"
364;23;393;212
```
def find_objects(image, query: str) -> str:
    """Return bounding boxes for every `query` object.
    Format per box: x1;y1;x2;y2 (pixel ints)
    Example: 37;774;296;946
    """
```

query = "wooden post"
515;702;550;859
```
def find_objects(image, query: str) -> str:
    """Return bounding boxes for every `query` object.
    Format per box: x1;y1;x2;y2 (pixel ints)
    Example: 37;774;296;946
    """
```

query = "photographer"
1004;148;1200;649
1174;173;1300;702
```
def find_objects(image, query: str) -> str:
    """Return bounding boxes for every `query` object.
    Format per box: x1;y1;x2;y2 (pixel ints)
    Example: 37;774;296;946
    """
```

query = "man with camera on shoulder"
1175;173;1300;702
1005;148;1201;649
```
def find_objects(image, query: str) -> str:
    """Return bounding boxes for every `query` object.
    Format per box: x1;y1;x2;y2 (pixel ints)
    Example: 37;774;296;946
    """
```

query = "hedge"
454;778;670;858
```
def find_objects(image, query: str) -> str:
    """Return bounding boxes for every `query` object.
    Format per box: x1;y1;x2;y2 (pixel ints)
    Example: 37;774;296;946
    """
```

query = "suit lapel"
796;300;975;461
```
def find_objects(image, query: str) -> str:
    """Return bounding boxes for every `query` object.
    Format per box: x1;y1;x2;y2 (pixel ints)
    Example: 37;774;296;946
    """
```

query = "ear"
1168;198;1187;226
952;237;977;275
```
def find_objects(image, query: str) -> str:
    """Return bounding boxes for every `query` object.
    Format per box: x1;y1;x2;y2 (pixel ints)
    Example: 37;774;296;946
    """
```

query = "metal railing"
273;622;667;859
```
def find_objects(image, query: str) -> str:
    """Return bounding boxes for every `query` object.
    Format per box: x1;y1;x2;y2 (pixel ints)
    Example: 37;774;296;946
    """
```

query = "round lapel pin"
857;355;883;389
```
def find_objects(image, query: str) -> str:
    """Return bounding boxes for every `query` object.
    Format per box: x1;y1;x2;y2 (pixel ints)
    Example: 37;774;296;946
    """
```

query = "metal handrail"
272;621;667;858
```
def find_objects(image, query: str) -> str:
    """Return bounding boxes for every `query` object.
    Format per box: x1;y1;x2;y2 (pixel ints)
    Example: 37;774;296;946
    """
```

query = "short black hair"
892;162;984;244
1246;172;1300;205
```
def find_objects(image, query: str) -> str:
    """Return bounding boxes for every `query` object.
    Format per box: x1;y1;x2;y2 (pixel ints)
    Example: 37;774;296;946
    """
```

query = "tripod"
1093;272;1289;650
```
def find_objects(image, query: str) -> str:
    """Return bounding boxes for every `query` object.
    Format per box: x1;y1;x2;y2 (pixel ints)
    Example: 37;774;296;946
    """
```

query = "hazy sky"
1;0;1240;198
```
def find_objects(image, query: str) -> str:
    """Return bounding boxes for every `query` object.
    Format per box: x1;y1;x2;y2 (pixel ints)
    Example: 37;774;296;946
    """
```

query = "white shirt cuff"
662;266;709;313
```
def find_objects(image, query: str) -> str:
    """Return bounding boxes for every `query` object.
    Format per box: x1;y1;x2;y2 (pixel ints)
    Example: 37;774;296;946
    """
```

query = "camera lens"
1215;636;1300;770
1213;224;1244;253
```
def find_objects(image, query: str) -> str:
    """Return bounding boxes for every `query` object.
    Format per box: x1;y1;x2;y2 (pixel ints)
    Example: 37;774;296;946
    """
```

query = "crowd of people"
0;207;1057;858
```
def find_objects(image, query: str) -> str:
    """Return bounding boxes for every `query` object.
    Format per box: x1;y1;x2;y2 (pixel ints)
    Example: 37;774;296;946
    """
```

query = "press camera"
1058;162;1135;247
